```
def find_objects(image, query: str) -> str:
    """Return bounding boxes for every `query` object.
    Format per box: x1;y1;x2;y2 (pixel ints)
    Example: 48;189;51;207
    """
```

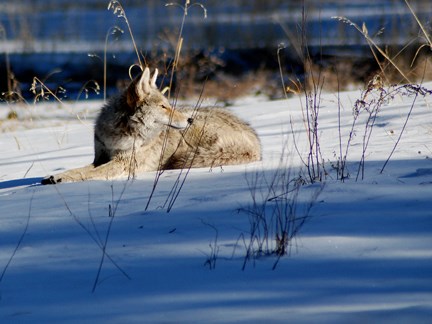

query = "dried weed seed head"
108;0;126;19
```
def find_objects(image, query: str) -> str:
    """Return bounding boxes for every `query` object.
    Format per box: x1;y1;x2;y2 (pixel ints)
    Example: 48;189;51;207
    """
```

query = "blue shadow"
0;177;43;190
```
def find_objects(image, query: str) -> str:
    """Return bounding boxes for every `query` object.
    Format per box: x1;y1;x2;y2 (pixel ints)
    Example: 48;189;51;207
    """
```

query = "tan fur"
42;67;261;184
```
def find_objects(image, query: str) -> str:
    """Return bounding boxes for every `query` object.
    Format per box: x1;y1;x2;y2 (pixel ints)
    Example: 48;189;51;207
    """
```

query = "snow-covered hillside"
0;86;431;323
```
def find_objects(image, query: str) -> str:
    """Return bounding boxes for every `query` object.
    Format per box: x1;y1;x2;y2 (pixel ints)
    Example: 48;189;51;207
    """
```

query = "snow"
0;86;431;323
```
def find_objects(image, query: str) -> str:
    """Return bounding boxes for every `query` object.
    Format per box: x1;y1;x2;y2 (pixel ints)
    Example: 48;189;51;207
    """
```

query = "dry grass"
177;70;280;102
380;51;432;84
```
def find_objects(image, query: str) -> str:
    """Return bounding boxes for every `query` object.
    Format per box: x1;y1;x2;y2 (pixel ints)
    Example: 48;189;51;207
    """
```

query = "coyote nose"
187;118;194;124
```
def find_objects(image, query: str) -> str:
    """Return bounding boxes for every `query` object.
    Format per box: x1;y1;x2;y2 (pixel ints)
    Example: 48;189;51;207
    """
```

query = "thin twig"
52;185;131;283
0;190;34;284
380;87;420;174
108;1;142;67
92;181;131;292
404;0;432;48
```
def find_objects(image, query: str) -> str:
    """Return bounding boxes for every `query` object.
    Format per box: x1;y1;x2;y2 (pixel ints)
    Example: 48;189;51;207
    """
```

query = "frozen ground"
0;85;431;323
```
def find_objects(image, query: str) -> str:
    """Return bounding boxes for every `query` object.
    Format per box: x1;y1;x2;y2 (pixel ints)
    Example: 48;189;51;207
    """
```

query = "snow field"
0;86;431;323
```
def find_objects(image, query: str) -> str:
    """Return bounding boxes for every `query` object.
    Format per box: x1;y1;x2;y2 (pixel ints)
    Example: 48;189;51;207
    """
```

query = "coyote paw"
41;175;62;185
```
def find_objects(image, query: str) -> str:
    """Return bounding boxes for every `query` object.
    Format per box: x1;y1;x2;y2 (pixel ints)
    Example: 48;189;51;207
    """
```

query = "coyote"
42;67;261;184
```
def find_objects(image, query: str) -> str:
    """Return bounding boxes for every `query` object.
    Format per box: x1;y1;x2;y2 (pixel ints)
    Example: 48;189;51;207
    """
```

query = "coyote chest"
96;130;143;154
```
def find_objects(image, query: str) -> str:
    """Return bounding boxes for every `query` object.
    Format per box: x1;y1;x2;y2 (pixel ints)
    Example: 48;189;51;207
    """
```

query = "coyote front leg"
41;160;132;184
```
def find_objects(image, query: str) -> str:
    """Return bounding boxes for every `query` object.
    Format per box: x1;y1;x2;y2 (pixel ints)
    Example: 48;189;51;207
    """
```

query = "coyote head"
125;67;190;132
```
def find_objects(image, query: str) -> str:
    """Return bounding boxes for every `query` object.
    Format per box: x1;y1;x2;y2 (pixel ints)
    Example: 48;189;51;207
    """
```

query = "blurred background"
1;0;432;101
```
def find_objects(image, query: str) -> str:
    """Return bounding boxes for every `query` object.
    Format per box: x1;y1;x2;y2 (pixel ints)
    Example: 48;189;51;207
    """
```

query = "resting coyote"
42;67;261;184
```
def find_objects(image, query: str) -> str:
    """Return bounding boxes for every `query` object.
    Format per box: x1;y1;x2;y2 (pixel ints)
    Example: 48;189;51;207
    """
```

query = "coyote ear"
137;67;152;97
150;68;158;89
126;67;151;109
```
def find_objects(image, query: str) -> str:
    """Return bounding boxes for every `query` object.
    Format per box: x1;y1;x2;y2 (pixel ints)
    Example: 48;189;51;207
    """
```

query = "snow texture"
0;87;431;323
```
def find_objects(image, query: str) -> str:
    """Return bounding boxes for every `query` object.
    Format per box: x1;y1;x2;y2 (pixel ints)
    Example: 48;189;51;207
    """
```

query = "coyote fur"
42;67;261;184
